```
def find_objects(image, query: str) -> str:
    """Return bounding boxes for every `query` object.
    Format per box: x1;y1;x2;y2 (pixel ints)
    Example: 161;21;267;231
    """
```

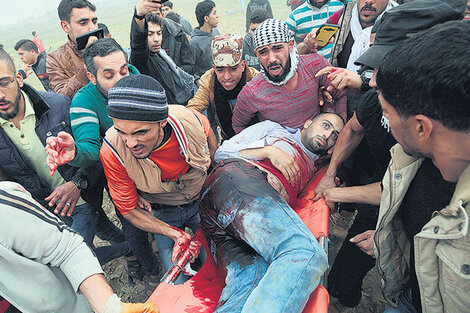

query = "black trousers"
328;203;378;307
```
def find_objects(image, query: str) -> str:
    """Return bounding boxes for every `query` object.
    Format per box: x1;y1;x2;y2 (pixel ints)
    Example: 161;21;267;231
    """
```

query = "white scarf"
347;1;395;73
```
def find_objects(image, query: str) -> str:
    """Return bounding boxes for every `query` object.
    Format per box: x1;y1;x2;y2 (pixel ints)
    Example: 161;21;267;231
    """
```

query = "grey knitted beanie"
107;75;169;122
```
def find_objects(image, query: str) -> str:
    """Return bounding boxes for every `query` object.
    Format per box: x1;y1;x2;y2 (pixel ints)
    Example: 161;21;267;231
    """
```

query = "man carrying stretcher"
199;113;344;313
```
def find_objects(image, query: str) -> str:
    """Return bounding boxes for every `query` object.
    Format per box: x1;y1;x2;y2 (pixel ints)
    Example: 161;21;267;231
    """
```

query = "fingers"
349;230;373;243
315;66;334;78
121;301;158;313
171;231;192;263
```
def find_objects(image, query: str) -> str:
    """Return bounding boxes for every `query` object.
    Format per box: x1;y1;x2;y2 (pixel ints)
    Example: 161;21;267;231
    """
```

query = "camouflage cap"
211;35;243;67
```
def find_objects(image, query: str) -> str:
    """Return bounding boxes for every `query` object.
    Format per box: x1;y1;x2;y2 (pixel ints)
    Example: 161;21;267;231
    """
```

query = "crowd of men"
0;0;469;313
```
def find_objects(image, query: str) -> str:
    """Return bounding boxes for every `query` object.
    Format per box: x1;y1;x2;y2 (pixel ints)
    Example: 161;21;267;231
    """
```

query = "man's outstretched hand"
46;131;76;176
170;228;201;264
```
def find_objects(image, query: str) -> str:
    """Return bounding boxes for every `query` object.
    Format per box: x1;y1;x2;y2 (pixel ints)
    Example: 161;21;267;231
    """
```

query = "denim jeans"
384;289;417;313
115;208;161;276
152;200;200;284
199;160;329;313
71;203;129;265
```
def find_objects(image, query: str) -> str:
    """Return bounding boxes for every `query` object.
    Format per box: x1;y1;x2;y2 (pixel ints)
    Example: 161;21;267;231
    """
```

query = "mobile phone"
315;24;340;47
76;28;104;50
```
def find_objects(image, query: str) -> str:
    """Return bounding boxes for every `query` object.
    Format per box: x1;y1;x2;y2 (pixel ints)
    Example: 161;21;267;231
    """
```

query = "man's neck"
282;72;299;90
200;23;213;34
431;131;470;182
9;94;26;130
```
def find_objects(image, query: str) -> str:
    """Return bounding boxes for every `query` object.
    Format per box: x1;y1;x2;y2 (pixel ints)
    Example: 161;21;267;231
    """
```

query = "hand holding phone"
76;28;104;50
315;24;340;48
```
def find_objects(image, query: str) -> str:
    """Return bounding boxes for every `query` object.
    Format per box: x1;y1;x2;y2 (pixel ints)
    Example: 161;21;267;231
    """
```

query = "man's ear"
160;119;168;128
288;40;295;53
85;66;97;86
15;71;24;88
204;15;209;24
60;20;71;34
303;119;313;129
413;114;433;143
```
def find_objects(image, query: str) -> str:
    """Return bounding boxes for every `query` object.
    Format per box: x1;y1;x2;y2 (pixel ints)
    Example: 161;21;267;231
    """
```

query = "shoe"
330;210;357;240
329;297;355;313
122;255;144;286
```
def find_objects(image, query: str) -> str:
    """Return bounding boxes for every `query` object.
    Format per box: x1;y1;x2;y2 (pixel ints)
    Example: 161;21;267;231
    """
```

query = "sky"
0;0;108;28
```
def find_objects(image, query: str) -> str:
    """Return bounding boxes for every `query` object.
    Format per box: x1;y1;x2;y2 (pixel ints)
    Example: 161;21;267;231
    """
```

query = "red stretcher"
147;167;330;313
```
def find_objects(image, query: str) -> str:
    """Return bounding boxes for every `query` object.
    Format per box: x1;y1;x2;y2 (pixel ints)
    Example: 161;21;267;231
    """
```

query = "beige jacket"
46;39;89;98
187;66;258;139
103;105;211;206
375;144;470;313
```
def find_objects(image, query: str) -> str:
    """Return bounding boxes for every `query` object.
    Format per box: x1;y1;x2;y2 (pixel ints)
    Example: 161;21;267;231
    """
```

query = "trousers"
199;160;328;313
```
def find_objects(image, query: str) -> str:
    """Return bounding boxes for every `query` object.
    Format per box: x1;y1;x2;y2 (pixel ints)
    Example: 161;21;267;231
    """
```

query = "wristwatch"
134;7;146;20
360;69;374;91
72;176;88;191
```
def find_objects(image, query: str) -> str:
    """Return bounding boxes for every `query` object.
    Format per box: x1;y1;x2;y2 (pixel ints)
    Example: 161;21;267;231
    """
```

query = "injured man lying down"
199;112;345;313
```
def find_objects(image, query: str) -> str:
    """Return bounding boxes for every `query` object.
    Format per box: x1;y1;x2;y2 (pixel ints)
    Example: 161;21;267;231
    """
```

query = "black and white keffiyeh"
253;19;299;86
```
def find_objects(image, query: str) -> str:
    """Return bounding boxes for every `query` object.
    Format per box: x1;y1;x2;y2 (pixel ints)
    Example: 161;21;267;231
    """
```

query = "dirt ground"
96;193;387;311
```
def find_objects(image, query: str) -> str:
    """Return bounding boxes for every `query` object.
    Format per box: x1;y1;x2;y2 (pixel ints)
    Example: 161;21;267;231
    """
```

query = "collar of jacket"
20;83;51;120
66;37;84;59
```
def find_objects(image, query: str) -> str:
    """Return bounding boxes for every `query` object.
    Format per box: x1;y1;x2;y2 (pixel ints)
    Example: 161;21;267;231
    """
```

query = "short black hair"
163;1;173;9
98;22;110;37
0;48;16;72
32;31;37;36
14;39;39;53
58;0;96;22
250;8;269;24
377;20;470;132
146;12;164;27
195;0;216;27
83;38;126;76
312;112;346;127
165;12;181;24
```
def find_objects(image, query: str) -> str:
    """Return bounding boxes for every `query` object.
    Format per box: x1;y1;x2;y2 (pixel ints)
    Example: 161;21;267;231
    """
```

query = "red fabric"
327;7;345;25
0;299;11;313
32;37;45;53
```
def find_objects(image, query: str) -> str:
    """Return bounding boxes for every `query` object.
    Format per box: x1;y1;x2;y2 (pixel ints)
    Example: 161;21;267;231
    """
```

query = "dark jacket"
0;84;104;209
189;27;220;79
32;53;52;92
246;0;274;32
162;18;195;75
242;33;261;71
130;18;187;104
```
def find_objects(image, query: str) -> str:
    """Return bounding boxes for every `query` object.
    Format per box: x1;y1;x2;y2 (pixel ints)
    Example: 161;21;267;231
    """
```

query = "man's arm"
322;182;382;210
240;146;300;186
46;52;89;98
130;0;162;73
314;113;365;199
317;65;347;121
68;97;105;168
186;70;212;112
0;182;157;313
175;30;195;75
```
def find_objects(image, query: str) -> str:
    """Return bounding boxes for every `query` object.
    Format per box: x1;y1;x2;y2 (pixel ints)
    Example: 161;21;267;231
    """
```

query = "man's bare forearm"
325;182;382;206
79;274;114;313
124;207;180;241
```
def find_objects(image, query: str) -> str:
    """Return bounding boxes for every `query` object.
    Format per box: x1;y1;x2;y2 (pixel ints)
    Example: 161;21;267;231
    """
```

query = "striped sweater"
232;53;347;133
286;0;345;60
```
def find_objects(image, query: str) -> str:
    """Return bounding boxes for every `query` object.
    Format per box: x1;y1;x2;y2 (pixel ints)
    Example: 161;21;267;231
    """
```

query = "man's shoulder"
71;83;102;109
243;72;268;92
48;41;72;60
291;2;313;17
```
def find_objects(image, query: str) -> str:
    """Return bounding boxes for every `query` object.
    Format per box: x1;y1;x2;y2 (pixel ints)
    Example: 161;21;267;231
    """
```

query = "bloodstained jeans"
199;159;328;313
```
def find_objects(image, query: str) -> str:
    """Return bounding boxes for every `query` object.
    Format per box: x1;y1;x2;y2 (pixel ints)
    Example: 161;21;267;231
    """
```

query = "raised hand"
45;131;76;176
